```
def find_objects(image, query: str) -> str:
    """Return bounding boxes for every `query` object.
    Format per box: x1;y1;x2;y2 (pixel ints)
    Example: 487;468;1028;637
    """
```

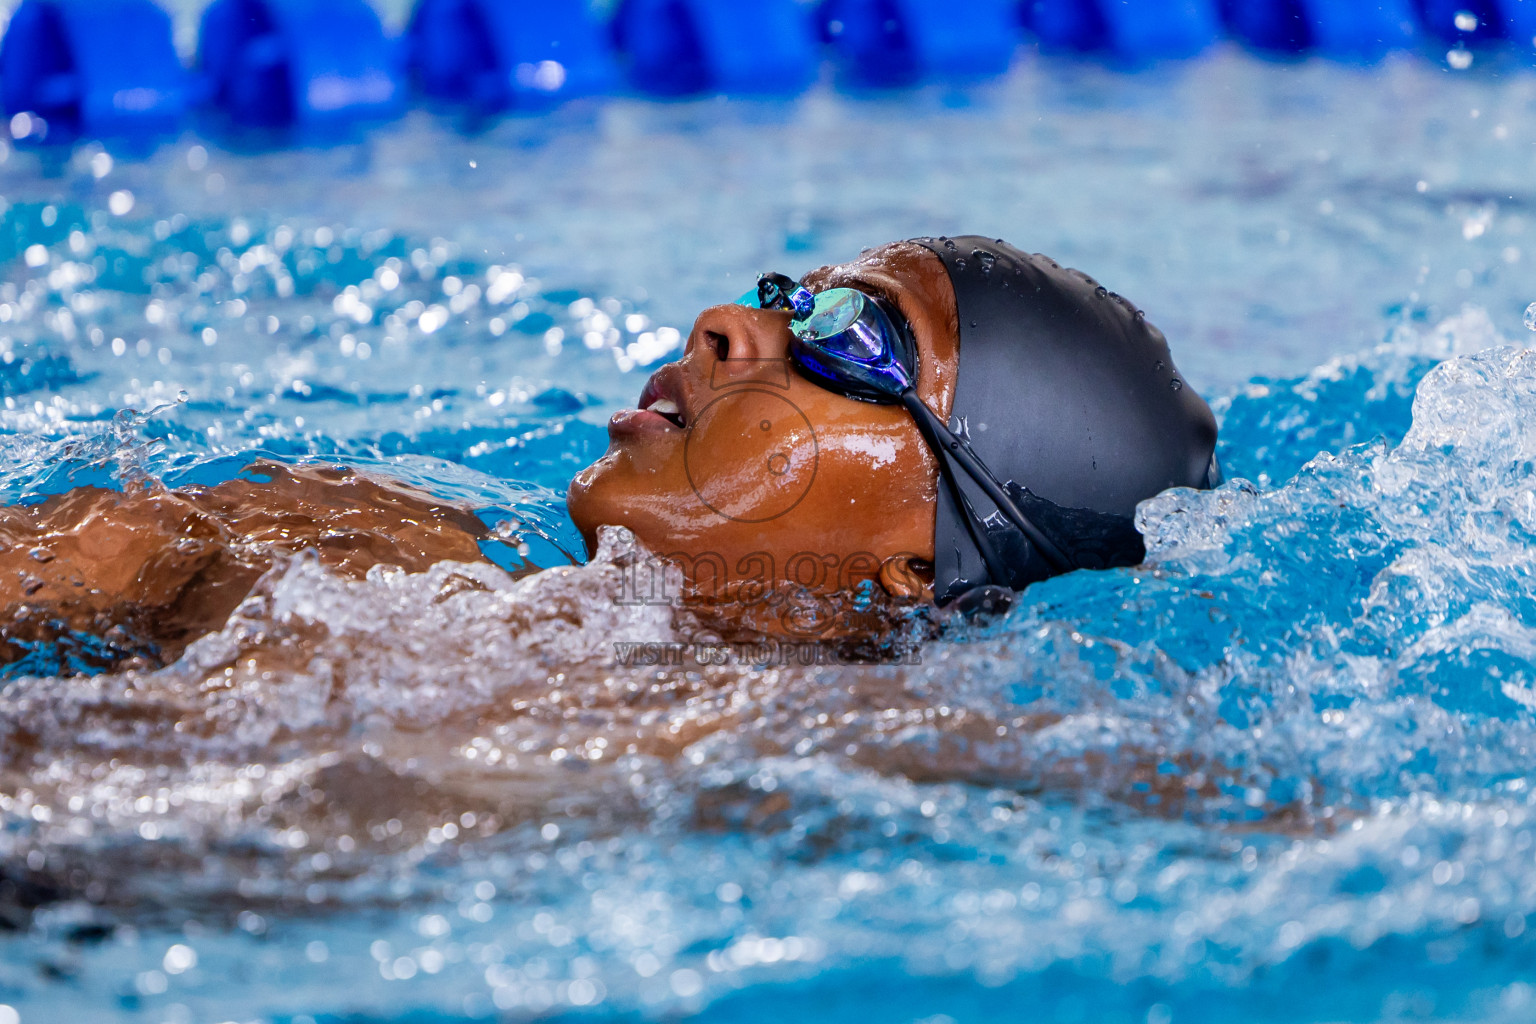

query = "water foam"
5;311;1536;1021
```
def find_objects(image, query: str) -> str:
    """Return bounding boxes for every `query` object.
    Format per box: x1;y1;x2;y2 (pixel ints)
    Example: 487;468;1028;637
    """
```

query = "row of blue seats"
1;0;1532;141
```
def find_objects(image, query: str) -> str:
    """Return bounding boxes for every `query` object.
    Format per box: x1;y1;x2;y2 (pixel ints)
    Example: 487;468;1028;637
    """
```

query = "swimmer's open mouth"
637;368;687;429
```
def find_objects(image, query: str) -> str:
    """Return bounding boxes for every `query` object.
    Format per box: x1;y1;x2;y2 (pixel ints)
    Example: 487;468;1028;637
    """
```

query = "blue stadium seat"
1505;1;1536;54
612;0;819;95
819;0;1018;86
1220;0;1417;57
199;0;403;126
1025;0;1221;59
1414;0;1505;43
0;0;191;139
409;0;616;110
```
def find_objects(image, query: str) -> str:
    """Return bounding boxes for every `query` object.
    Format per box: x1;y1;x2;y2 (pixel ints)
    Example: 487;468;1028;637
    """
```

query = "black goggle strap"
751;272;1072;580
905;392;1016;586
900;389;1074;575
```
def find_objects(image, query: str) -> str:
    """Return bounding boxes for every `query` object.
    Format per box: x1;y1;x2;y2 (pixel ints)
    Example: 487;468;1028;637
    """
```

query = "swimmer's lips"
610;365;689;437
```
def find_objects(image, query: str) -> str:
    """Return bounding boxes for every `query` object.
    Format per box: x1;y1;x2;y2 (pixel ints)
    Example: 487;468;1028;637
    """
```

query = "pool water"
1;41;1536;1024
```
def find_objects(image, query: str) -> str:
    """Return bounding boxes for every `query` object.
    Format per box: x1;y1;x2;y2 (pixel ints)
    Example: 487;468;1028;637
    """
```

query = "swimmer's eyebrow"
831;270;919;331
797;264;837;291
806;263;901;306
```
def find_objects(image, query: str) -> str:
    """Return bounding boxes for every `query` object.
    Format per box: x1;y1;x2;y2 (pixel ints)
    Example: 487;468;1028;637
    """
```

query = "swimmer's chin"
567;454;660;559
566;462;605;557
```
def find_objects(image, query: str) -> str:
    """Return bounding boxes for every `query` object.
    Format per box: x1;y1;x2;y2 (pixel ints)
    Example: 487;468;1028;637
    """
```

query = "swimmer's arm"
0;461;491;671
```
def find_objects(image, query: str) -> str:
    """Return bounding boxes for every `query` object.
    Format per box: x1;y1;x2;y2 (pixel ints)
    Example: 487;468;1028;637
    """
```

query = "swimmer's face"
567;242;959;617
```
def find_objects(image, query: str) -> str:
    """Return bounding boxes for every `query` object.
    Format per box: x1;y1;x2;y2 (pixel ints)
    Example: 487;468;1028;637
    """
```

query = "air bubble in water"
1448;46;1473;70
1454;10;1478;32
1525;302;1536;332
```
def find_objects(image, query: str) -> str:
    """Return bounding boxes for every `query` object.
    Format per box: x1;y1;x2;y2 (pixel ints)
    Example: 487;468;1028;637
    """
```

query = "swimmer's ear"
877;554;933;601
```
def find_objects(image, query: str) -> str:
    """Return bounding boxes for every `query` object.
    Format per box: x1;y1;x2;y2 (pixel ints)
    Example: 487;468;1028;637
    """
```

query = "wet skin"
567;241;960;624
0;242;957;668
0;248;1303;832
0;462;489;670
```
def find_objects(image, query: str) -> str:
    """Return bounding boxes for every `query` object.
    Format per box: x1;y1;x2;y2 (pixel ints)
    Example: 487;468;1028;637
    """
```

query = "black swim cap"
911;236;1219;605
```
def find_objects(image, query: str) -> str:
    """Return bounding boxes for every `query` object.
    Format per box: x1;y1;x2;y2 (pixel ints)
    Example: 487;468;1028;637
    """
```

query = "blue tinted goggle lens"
737;274;915;403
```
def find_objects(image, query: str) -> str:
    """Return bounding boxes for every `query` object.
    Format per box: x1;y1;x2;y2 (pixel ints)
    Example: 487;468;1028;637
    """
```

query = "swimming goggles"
738;272;1071;581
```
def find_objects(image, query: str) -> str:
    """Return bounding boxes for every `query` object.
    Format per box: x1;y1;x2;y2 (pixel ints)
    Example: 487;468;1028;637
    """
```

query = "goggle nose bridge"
749;272;815;319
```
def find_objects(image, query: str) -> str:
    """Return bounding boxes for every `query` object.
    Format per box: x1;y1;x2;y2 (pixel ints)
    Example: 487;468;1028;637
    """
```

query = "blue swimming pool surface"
1;32;1536;1024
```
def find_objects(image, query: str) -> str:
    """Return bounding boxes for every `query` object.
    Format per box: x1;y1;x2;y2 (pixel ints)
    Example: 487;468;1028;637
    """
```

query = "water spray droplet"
1454;9;1478;32
1525;302;1536;332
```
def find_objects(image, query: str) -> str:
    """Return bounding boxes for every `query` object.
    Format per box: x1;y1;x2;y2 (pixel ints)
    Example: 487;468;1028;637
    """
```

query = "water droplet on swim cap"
1526;302;1536;331
1095;287;1108;299
1170;378;1184;391
976;251;995;274
943;238;957;251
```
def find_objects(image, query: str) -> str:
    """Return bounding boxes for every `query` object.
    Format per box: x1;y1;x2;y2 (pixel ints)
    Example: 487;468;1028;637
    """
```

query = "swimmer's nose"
686;303;792;366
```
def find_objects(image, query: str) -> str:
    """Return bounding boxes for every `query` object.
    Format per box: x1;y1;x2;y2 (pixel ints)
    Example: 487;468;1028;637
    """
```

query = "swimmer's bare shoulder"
0;460;490;671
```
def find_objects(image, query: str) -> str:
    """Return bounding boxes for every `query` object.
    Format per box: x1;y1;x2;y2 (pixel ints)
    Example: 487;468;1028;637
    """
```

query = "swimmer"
0;237;1217;671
